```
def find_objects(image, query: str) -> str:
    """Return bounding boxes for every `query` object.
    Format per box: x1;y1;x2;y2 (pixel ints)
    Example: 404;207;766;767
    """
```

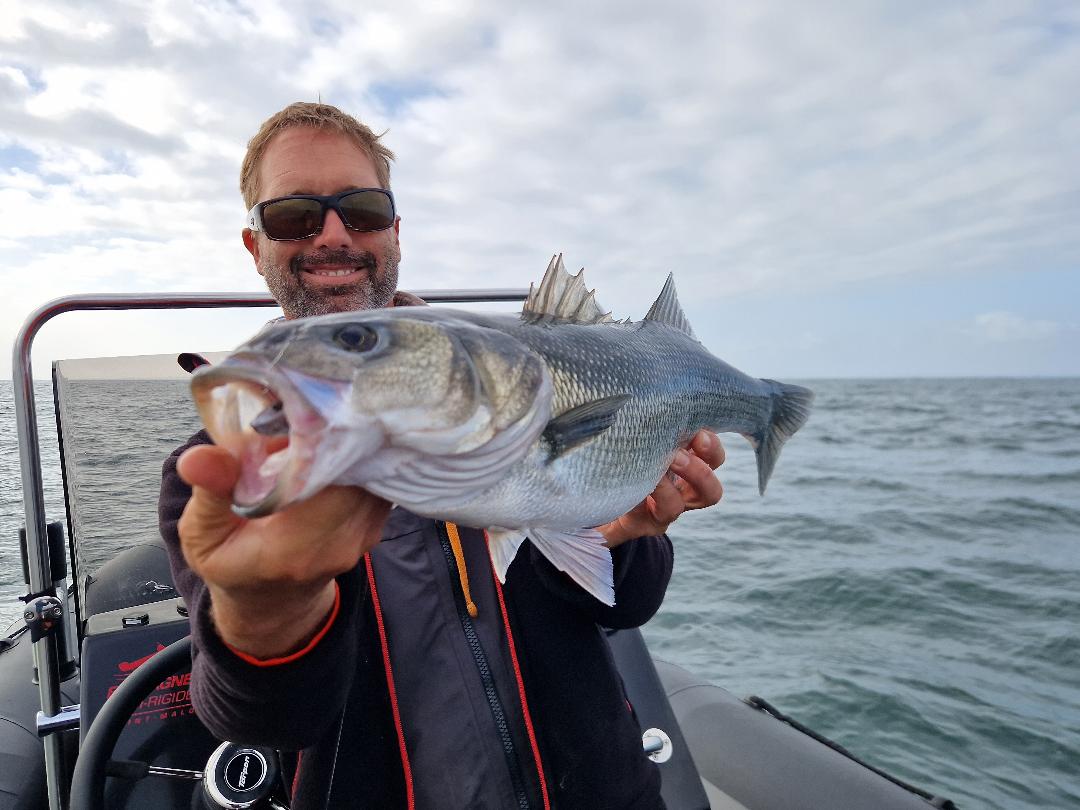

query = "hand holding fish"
599;430;726;548
175;443;390;659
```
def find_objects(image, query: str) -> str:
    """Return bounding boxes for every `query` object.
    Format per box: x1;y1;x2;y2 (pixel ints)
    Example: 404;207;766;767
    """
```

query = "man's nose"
313;209;352;248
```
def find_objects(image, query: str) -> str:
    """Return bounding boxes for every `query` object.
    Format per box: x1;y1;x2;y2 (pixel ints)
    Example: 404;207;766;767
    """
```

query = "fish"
190;256;814;605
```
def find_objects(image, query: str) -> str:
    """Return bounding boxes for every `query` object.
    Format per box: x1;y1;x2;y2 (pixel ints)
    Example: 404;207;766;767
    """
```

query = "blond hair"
240;102;395;209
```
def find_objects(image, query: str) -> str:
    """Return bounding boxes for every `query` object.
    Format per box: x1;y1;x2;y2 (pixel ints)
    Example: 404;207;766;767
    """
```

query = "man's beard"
262;244;400;318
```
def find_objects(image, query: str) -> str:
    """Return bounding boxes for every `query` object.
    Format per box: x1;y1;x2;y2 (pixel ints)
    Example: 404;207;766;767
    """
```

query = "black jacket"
161;430;672;809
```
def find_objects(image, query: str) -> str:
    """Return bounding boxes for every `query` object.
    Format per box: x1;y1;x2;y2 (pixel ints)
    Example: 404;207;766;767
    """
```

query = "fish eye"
334;324;379;353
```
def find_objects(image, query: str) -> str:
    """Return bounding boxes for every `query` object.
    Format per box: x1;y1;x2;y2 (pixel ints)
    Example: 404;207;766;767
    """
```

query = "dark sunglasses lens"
261;198;324;240
339;191;395;232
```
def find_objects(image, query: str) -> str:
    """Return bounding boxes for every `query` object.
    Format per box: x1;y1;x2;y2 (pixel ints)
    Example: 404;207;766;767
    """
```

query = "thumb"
177;444;241;498
176;445;243;556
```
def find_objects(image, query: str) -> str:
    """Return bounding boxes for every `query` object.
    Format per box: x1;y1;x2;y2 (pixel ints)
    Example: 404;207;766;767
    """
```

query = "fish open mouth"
190;364;325;516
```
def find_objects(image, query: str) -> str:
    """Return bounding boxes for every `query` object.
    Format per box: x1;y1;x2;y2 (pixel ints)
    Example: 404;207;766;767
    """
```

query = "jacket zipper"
436;522;532;810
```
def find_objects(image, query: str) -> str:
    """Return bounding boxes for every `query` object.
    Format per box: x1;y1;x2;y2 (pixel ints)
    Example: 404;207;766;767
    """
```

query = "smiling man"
239;113;404;317
160;101;725;809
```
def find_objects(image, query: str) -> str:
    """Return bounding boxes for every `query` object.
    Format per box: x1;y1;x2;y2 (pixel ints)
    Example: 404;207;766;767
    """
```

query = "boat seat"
83;540;177;617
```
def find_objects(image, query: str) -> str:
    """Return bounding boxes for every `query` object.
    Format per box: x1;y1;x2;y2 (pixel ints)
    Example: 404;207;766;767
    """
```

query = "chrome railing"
12;289;528;810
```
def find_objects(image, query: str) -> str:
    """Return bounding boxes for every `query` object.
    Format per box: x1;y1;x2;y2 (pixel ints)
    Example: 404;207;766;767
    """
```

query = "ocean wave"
958;469;1080;485
970;498;1080;530
786;474;914;492
1014;635;1080;669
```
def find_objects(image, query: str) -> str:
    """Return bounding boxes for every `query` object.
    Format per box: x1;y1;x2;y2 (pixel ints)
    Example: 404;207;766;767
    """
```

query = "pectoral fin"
542;394;631;461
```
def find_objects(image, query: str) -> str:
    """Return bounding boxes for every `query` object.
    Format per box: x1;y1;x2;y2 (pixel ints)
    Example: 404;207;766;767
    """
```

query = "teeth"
309;268;355;277
258;447;290;479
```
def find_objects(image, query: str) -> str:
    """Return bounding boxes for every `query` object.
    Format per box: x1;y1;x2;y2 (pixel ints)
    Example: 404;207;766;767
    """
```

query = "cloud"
0;1;1078;377
963;311;1063;342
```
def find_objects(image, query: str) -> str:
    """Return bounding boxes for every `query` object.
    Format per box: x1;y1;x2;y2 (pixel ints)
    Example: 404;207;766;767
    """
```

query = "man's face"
243;127;401;319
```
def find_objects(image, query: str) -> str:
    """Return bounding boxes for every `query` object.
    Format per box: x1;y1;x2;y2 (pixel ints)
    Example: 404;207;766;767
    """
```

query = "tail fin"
754;381;814;494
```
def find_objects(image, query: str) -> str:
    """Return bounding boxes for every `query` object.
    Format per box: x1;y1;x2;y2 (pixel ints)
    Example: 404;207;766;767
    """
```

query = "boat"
1;292;958;809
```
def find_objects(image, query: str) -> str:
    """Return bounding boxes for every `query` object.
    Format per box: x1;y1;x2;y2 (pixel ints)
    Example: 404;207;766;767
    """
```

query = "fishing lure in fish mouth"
191;255;814;605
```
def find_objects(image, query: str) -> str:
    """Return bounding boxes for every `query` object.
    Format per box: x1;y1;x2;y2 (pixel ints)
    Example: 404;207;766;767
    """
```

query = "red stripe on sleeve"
225;582;341;668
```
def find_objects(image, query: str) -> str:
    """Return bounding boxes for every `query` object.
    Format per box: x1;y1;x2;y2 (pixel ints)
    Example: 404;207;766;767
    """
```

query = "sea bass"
191;256;813;604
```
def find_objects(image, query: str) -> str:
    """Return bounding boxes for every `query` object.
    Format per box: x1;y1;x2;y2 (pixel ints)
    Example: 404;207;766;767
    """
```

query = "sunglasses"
246;188;397;241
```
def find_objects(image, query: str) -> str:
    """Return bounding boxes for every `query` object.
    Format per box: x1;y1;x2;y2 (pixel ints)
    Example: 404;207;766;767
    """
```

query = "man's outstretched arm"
159;435;389;748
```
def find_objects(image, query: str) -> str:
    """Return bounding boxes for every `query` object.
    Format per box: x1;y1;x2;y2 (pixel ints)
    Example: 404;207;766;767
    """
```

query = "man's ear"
242;229;264;276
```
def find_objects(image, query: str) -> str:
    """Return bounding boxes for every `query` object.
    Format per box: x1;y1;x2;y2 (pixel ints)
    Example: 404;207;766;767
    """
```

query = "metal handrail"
12;288;528;810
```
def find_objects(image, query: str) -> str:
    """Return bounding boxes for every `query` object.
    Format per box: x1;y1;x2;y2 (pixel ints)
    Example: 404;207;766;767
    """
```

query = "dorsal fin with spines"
523;255;617;325
643;273;696;339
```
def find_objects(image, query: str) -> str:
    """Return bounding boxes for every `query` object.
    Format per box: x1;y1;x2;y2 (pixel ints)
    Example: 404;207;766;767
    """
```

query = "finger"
647;476;685;525
177;445;241;497
690;430;725;469
675;452;724;509
176;448;249;573
176;483;244;572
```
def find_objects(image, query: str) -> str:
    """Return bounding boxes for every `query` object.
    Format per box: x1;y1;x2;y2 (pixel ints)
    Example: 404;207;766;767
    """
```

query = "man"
160;102;725;809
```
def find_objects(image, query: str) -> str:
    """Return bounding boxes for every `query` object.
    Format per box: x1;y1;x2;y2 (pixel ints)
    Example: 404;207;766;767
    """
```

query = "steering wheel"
69;636;286;810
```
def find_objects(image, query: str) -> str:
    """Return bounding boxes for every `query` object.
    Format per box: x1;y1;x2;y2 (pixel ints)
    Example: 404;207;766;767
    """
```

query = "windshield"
53;353;225;616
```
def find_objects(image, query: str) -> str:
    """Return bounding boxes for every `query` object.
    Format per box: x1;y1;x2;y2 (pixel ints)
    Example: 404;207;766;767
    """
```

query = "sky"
1;0;1078;380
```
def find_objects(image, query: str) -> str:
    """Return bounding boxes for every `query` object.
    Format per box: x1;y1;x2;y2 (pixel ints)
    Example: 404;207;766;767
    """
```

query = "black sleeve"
158;432;364;750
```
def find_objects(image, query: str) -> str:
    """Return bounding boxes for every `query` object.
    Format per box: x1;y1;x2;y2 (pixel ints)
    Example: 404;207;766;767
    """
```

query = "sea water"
1;377;1078;809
